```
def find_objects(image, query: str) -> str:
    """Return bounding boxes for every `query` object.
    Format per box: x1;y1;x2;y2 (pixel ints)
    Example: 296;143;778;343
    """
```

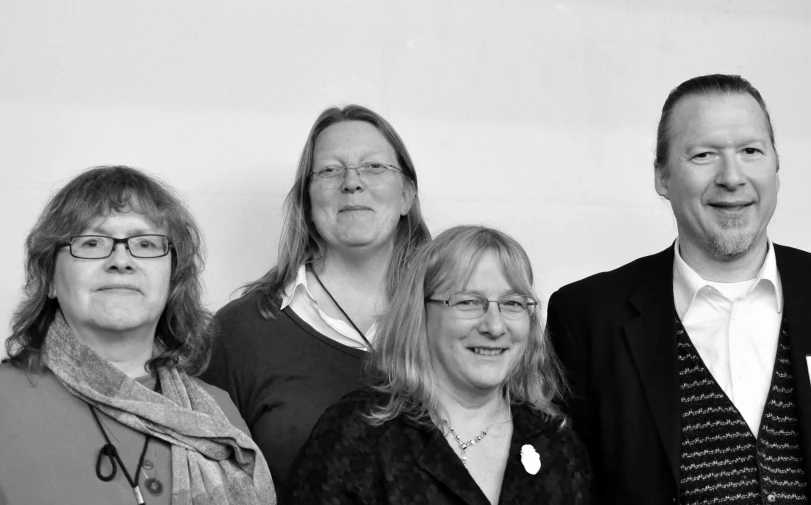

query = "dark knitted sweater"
200;290;366;496
677;318;809;504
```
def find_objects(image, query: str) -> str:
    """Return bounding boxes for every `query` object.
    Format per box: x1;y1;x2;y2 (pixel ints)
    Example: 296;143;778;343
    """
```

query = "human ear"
654;166;670;200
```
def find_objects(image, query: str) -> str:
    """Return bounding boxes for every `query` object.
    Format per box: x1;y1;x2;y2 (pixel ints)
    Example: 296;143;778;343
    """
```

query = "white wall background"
3;0;811;358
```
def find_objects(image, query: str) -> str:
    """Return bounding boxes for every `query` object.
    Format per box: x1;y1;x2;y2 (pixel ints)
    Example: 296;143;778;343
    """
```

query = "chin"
93;311;156;333
705;231;756;260
470;375;510;392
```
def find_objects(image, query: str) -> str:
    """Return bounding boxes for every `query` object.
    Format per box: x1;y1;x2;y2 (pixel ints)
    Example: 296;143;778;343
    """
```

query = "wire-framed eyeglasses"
309;162;403;182
60;235;172;259
426;293;537;320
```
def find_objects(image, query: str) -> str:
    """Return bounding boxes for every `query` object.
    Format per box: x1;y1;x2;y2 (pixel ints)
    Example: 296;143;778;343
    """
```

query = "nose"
715;153;746;190
106;242;135;271
478;302;507;338
340;166;365;194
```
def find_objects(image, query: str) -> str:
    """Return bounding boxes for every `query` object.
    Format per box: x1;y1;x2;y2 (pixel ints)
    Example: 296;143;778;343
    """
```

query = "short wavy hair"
654;74;777;177
366;225;566;428
4;165;212;376
243;104;431;318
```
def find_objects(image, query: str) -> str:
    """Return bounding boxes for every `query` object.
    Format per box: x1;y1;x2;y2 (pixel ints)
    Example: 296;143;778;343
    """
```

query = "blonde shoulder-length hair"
366;225;567;428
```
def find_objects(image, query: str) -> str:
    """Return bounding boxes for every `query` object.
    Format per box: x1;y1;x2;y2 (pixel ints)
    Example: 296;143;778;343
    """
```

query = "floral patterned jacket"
285;388;592;504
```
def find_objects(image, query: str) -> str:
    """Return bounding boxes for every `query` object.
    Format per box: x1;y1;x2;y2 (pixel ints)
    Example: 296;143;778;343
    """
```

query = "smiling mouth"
709;203;753;215
469;348;506;356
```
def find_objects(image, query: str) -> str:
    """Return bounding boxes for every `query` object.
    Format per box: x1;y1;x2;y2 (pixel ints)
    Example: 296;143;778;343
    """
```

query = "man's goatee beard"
705;231;755;261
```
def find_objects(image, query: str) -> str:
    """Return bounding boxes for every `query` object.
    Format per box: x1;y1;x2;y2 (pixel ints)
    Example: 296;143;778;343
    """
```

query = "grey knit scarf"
41;312;276;505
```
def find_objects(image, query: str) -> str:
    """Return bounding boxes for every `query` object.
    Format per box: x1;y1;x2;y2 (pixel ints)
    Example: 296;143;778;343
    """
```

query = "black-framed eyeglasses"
309;162;403;181
426;293;537;320
59;235;172;259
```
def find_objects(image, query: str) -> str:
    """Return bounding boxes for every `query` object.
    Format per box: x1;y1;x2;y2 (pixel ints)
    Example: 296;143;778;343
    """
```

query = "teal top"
0;363;249;505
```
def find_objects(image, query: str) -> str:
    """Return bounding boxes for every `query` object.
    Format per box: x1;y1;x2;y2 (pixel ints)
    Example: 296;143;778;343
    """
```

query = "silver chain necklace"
442;404;507;467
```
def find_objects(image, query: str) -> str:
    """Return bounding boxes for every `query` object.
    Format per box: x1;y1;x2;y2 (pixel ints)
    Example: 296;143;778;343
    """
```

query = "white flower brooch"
520;444;541;475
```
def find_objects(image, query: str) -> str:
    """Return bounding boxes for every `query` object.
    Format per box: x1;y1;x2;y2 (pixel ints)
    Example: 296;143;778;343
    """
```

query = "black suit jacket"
547;243;811;504
284;388;592;504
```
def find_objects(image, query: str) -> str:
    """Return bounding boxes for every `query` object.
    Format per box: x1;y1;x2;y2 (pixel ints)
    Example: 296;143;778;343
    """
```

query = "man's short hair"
654;74;777;175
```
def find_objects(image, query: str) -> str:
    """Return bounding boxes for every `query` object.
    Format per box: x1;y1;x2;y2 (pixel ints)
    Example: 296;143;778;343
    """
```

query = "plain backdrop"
3;0;811;358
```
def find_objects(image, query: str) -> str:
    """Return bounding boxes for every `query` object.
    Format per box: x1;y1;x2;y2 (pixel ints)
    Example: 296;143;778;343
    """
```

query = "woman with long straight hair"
202;104;430;492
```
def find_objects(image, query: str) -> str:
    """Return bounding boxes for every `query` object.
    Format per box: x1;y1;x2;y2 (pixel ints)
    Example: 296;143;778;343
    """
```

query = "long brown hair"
243;104;430;318
4;165;212;376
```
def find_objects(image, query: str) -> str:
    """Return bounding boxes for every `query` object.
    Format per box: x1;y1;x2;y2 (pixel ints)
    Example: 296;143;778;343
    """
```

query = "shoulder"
300;388;391;457
0;363;58;403
0;364;79;433
195;379;251;435
0;362;33;387
286;388;390;499
214;290;274;327
549;245;673;310
211;290;292;351
287;388;389;486
774;243;811;270
313;388;387;435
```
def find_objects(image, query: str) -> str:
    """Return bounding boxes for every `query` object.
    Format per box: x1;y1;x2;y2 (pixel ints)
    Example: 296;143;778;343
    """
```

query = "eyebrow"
456;288;524;297
85;225;162;236
688;138;767;150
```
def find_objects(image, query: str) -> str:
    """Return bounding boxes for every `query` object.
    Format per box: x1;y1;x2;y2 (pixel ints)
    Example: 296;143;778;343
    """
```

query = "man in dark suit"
548;74;811;505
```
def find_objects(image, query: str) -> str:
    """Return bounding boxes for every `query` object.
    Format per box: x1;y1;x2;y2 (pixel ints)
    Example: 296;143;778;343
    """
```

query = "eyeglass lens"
69;235;169;259
313;162;396;180
448;294;534;319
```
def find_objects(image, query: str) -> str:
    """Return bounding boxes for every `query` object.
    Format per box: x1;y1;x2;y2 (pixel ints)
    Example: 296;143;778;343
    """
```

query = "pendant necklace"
309;268;374;349
442;403;508;467
89;378;162;504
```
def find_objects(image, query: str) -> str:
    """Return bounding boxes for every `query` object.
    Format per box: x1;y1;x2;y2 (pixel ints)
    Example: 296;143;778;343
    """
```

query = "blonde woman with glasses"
286;226;591;504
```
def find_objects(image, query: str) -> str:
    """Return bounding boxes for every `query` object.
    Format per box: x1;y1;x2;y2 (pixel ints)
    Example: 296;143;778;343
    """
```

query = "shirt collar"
672;238;782;319
279;264;312;310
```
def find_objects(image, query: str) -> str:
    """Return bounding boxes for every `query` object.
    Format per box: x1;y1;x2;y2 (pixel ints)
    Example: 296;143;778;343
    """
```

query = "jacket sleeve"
547;290;600;471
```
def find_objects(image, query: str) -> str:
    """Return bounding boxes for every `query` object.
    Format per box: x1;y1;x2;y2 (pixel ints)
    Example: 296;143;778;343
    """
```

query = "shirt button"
767;492;776;502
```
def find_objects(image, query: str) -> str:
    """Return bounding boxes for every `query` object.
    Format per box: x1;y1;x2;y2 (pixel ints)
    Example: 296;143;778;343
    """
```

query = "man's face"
655;93;779;262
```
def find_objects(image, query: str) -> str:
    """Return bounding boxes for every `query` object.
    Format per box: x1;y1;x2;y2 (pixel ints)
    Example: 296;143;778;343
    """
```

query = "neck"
678;236;769;283
435;382;507;426
70;324;155;379
318;241;394;294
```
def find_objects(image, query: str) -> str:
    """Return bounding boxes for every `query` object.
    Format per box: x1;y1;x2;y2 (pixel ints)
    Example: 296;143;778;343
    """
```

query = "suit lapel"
411;421;491;505
622;246;681;484
774;244;811;479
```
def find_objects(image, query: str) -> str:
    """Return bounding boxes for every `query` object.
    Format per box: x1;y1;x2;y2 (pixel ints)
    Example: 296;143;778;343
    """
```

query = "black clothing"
547;244;811;505
285;388;592;504
200;290;366;495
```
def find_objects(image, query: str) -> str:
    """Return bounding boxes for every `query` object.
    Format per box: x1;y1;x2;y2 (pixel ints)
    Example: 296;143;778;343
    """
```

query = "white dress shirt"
672;239;783;437
280;265;376;351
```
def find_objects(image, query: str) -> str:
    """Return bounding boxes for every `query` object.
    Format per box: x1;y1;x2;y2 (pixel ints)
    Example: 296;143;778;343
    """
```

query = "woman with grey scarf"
0;165;275;505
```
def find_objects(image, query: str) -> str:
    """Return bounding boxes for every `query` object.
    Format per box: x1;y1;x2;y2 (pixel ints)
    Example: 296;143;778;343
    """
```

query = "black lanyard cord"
309;268;373;349
89;378;160;505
